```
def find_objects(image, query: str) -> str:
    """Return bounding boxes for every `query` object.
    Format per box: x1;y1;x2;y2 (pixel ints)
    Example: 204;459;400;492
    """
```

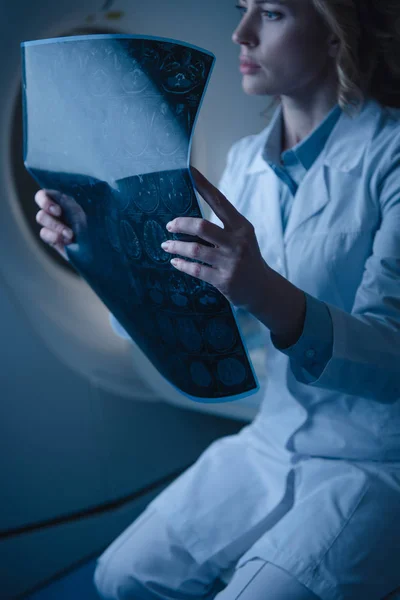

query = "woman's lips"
240;62;261;73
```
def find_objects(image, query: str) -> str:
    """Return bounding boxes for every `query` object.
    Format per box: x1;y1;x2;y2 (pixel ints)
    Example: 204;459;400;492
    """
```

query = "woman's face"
232;0;336;98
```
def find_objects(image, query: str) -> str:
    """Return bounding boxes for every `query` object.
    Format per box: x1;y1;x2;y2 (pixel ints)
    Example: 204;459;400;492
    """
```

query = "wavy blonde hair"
262;0;400;118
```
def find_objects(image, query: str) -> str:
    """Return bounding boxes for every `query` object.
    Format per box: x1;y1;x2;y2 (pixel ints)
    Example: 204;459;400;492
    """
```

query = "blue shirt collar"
262;102;342;171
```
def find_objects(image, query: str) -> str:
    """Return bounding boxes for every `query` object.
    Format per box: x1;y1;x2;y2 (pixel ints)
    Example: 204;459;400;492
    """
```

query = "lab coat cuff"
109;312;131;340
270;292;334;382
291;300;400;399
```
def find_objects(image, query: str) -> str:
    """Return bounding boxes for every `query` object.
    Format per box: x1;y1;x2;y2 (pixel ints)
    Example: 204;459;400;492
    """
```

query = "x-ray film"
21;34;260;402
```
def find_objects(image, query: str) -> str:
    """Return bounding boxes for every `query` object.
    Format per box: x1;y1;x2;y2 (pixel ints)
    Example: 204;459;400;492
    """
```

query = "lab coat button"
305;348;316;358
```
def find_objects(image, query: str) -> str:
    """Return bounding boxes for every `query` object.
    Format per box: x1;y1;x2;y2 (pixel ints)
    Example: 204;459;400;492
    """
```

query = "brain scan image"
21;34;259;402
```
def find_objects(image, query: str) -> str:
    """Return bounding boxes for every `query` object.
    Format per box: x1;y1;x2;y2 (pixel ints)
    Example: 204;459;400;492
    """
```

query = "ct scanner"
1;0;273;596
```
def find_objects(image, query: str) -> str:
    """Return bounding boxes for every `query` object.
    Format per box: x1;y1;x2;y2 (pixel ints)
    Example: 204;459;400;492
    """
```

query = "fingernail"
63;228;73;239
50;205;61;216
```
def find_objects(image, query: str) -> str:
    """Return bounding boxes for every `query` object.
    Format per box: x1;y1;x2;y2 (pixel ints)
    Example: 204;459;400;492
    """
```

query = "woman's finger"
34;190;62;216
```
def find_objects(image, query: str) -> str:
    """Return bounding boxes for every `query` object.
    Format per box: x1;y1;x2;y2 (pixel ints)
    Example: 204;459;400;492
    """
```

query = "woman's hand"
35;189;74;261
161;165;271;315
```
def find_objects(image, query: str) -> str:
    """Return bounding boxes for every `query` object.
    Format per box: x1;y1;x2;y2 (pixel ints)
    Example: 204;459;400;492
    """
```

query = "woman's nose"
232;16;258;47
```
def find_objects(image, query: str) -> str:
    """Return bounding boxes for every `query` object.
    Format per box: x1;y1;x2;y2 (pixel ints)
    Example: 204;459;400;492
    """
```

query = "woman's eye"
262;10;282;20
235;5;282;20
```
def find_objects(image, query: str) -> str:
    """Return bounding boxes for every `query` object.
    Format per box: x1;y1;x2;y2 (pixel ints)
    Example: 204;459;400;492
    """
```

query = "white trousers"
93;504;320;600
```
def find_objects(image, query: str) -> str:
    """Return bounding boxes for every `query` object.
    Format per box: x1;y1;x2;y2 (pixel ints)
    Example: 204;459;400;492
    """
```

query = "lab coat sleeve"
209;142;242;317
208;141;239;228
270;291;334;382
109;312;131;340
282;150;400;402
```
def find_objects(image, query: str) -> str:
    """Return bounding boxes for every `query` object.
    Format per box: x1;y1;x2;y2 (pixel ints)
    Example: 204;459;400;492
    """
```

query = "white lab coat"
142;97;400;599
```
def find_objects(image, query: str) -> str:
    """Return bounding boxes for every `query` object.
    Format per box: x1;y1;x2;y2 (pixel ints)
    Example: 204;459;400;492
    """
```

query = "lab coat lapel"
283;162;330;246
263;169;285;262
282;98;381;246
246;143;286;264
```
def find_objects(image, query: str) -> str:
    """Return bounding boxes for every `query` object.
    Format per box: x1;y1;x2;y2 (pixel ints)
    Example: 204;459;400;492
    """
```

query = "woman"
35;0;400;598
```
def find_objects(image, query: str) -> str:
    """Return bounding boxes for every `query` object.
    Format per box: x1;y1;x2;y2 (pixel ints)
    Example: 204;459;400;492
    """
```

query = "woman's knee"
93;555;154;600
93;507;159;599
93;554;134;599
93;557;120;599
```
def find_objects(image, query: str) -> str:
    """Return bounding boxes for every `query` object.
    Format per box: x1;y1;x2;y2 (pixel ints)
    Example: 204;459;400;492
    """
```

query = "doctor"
35;0;400;598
